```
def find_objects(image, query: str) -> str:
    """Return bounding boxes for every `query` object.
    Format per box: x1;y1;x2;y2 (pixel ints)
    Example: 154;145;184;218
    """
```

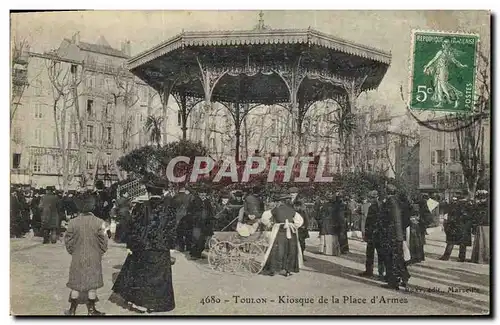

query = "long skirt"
408;227;425;263
112;250;175;312
263;231;299;274
319;235;341;256
471;226;490;264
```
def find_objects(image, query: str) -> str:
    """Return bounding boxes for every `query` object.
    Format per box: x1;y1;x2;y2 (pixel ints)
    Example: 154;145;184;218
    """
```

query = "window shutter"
431;151;436;164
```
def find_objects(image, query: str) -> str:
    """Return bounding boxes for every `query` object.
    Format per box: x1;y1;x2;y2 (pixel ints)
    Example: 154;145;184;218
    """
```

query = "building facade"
419;117;490;198
10;33;161;190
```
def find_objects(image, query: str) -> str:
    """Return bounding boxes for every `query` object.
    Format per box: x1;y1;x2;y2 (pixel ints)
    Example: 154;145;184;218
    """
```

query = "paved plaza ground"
10;229;490;316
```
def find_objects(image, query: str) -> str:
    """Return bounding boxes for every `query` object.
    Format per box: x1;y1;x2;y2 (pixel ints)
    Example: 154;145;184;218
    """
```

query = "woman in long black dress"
112;185;176;313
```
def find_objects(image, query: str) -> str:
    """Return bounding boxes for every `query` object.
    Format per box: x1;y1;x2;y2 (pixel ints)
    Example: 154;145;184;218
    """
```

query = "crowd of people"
9;179;489;315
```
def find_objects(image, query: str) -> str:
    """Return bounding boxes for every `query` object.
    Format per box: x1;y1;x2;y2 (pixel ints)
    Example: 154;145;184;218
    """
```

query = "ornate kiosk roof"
128;21;392;105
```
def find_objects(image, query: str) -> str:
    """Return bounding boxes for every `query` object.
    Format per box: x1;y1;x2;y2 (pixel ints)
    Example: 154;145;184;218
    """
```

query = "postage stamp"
409;30;479;112
10;11;491;317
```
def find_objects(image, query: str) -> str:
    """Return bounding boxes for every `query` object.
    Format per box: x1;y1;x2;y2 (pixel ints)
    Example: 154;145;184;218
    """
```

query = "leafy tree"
116;145;160;179
144;115;164;148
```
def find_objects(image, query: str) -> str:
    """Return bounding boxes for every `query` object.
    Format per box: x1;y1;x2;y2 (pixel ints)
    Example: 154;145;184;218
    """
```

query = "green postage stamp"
409;30;479;112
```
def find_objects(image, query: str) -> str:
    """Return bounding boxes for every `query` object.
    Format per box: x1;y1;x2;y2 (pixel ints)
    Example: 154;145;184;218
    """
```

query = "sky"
11;10;490;115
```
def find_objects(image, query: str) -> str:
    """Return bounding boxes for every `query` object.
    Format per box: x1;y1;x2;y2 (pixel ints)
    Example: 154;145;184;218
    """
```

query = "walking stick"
220;216;240;232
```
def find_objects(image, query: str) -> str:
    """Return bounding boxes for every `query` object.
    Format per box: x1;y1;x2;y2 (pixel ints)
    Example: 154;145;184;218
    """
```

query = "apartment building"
10;33;163;190
419;116;490;198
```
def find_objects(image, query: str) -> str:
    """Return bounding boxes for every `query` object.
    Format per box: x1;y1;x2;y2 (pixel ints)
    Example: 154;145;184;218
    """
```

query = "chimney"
72;32;80;45
121;40;131;56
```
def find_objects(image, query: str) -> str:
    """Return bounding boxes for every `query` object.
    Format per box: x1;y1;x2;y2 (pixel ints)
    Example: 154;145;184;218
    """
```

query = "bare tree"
110;65;140;154
45;55;86;191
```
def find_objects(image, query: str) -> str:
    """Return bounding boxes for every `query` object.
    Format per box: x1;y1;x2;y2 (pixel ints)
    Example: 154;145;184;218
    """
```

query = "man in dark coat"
359;190;385;278
39;186;62;244
30;189;43;236
380;184;410;290
114;189;132;244
440;198;473;262
318;192;341;256
64;193;108;315
289;187;309;260
190;188;216;259
333;194;349;254
92;180;112;222
63;192;79;219
418;194;434;242
10;188;22;237
172;186;194;252
471;193;490;264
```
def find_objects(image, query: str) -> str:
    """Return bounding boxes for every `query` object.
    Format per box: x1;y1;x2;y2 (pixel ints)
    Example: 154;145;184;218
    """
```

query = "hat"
368;190;378;198
75;193;97;214
244;195;263;217
145;182;164;196
95;180;105;190
233;190;243;197
288;187;299;194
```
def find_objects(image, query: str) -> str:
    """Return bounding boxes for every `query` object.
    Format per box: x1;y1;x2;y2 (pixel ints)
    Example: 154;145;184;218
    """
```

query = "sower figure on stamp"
359;190;385;279
423;38;468;108
260;191;304;277
64;193;108;316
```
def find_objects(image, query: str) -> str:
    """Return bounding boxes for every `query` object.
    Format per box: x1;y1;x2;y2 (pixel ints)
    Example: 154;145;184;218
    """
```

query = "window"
106;127;112;143
449;148;459;162
86;99;94;118
86;152;94;170
104;77;111;89
70;64;77;74
104;58;113;72
436;150;445;164
33;156;41;172
106;153;112;169
210;138;216;152
53;130;58;147
437;171;445;187
12;153;21;169
68;132;73;148
367;150;373;160
34;128;43;145
13;127;22;142
86;55;96;67
34;103;43;119
177;111;182;126
449;171;462;187
33;80;42;96
140;86;148;104
86;125;94;143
